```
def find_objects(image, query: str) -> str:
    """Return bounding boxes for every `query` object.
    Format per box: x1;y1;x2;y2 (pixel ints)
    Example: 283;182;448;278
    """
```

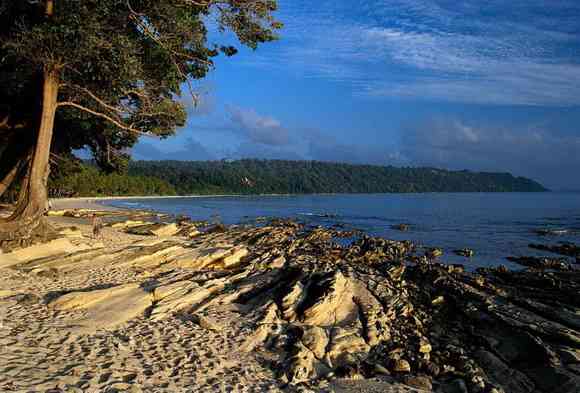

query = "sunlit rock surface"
0;211;578;392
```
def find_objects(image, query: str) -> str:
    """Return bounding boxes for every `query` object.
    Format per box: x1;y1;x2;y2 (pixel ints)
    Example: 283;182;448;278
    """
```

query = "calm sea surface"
105;192;580;269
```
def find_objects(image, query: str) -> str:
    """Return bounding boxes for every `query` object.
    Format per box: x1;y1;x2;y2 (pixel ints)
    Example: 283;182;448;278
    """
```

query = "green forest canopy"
48;159;548;197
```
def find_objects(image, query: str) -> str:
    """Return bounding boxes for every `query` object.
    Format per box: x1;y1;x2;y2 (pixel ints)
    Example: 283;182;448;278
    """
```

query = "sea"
105;192;580;270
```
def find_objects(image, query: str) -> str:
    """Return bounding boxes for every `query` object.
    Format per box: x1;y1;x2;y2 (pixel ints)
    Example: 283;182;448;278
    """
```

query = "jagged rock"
418;339;432;354
454;248;474;258
393;359;411;373
473;350;534;393
182;227;201;238
529;242;580;259
206;223;227;234
301;326;329;360
374;364;390;375
281;281;306;321
173;244;249;270
526;365;580;393
325;326;370;369
403;375;432;391
442;379;468;393
300;271;352;326
222;246;249;268
507;256;572;270
555;347;580;364
4;217;579;390
425;248;443;259
392;224;410;232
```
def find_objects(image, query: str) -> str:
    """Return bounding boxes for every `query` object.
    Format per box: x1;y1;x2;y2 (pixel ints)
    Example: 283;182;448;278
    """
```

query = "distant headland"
48;159;548;198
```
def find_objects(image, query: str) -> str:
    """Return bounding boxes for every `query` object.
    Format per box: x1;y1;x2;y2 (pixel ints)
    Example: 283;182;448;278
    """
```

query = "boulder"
426;248;443;259
454;248;474;258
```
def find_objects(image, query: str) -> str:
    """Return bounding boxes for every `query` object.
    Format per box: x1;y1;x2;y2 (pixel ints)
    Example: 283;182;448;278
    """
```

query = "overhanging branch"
57;101;153;137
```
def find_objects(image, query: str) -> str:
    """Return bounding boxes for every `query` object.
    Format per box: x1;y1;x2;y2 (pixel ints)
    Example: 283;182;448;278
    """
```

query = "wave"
296;212;339;218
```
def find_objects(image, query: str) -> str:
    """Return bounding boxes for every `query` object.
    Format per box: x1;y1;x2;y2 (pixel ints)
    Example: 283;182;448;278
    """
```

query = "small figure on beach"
91;214;103;240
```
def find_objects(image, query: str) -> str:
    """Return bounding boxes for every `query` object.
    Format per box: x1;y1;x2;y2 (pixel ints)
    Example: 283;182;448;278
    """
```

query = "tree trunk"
0;69;59;250
0;163;21;199
0;146;33;201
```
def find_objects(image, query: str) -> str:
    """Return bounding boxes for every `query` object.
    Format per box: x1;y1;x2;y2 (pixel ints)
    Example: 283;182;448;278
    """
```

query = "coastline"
50;197;128;212
50;190;564;212
1;198;578;391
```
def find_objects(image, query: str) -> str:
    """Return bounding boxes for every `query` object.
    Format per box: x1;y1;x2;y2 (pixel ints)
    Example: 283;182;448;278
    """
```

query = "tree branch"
64;84;126;115
57;102;153;137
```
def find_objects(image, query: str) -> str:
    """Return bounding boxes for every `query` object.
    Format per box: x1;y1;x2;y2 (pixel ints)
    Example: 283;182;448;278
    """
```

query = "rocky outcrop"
529;242;580;261
125;222;180;237
454;249;474;258
4;215;580;392
507;256;572;270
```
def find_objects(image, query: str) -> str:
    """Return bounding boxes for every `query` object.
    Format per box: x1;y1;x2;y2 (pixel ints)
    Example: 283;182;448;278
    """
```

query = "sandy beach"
0;202;578;393
1;204;287;392
51;197;127;212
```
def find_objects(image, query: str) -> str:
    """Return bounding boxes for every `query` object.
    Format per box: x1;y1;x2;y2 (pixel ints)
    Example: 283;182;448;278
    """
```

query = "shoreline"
49;190;567;213
49;189;560;205
2;206;578;392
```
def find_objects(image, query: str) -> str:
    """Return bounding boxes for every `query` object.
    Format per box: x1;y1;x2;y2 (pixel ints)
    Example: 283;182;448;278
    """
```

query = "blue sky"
133;0;580;189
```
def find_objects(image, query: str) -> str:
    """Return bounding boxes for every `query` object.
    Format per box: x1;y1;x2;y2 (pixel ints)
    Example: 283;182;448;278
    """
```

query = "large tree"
0;0;280;249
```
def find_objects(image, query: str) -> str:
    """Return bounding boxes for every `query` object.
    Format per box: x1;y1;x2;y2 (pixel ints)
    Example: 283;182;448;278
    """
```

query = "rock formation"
1;212;579;392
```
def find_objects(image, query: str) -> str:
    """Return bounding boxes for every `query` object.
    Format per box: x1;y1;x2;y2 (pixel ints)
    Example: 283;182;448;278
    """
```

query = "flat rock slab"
0;238;90;268
50;283;153;331
126;223;180;237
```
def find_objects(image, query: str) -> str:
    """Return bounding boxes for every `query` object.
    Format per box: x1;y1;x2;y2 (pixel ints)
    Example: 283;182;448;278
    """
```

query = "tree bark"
0;69;59;250
0;161;23;199
0;137;33;200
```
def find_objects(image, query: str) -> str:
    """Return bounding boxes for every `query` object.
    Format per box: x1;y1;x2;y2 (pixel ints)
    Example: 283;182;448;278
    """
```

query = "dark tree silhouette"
0;0;281;249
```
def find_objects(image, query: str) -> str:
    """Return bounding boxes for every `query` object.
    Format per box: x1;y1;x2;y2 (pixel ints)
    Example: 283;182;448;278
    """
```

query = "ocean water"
105;192;580;269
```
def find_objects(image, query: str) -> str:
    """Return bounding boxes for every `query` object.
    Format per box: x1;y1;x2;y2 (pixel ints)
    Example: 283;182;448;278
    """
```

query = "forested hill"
45;159;547;198
117;159;547;195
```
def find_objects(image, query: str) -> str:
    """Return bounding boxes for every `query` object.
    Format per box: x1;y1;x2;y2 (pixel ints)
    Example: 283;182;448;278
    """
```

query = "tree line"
45;159;547;197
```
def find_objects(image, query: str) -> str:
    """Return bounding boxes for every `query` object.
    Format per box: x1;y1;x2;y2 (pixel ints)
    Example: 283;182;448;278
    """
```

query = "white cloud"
227;106;290;146
242;0;580;106
397;118;580;188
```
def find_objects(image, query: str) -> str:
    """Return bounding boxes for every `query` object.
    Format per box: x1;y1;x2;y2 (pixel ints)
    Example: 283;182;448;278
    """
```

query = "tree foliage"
1;0;281;169
49;163;176;198
54;159;547;197
0;0;280;247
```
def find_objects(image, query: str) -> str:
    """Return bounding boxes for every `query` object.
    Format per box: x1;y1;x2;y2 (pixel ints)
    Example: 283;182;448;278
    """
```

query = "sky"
132;0;580;190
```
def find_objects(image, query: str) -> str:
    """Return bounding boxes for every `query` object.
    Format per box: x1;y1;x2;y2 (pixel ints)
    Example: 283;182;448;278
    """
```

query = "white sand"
0;213;284;392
